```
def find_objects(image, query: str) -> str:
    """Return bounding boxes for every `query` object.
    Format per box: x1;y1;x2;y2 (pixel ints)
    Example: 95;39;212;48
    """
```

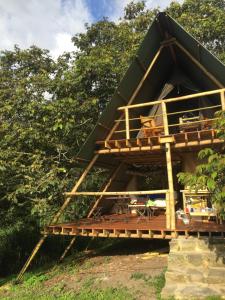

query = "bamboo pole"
65;190;169;196
221;91;225;111
87;163;123;218
125;107;130;140
59;237;76;263
50;154;99;225
17;154;99;281
17;235;47;282
115;104;221;122
174;41;224;89
165;143;176;230
166;192;170;229
161;102;175;230
118;88;225;110
105;46;163;141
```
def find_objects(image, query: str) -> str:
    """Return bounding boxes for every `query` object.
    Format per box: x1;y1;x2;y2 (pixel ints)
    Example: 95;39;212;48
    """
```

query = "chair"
140;116;164;137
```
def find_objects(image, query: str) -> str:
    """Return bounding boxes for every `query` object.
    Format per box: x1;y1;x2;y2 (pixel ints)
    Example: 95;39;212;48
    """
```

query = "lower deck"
45;214;225;239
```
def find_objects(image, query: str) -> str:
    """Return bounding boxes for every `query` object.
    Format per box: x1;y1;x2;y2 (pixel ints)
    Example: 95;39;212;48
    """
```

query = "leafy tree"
0;0;225;274
167;0;225;63
178;112;225;218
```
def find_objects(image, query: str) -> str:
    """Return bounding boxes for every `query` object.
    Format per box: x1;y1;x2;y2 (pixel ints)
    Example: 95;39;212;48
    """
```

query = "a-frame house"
18;12;225;280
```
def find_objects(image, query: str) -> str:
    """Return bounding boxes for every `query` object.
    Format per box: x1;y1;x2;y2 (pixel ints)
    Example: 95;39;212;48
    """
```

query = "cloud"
108;0;183;21
0;0;183;58
0;0;92;58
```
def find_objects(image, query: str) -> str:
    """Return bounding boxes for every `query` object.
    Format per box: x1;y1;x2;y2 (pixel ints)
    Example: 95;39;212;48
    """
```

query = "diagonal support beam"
106;46;164;141
17;235;47;282
88;163;124;218
175;41;223;89
17;154;99;281
59;237;76;263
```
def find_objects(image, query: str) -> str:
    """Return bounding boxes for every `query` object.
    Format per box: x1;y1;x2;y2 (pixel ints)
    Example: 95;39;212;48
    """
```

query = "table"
128;204;152;221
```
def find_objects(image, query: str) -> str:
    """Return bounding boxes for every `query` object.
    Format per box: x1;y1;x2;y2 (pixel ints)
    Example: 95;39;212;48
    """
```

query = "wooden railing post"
125;107;130;140
161;101;169;135
220;91;225;111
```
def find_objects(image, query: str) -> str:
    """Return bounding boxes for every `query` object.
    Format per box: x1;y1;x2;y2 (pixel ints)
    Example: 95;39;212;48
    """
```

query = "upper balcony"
95;88;225;155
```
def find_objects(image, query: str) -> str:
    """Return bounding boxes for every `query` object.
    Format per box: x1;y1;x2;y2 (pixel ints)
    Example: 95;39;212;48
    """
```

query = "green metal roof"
76;12;225;168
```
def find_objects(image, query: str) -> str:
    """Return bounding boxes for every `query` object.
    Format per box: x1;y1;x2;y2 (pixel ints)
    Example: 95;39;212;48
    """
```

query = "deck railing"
115;88;225;140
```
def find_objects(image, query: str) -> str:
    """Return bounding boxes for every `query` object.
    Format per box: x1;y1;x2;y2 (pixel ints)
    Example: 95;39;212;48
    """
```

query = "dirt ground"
44;239;169;300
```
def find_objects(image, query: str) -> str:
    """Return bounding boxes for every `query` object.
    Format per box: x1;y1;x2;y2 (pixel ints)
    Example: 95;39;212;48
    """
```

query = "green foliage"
178;113;225;218
167;0;225;63
0;0;225;275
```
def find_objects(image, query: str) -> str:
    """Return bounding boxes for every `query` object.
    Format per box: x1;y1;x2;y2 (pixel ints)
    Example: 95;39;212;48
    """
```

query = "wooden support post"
166;192;170;229
125;107;130;140
17;154;99;281
165;143;176;230
59;237;76;263
87;163;123;218
161;101;175;230
221;91;225;110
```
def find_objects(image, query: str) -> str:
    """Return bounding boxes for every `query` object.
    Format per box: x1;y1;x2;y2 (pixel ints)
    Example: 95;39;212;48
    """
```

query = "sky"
0;0;182;58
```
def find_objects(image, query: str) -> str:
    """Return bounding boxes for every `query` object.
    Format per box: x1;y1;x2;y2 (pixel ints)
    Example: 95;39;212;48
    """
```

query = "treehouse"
18;12;225;280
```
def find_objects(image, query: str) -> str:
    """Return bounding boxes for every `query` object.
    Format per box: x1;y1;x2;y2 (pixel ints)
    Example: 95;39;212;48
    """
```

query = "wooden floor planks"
45;214;225;240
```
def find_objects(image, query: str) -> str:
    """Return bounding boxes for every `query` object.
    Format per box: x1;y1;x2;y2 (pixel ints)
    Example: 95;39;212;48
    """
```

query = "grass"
130;269;166;300
0;252;136;300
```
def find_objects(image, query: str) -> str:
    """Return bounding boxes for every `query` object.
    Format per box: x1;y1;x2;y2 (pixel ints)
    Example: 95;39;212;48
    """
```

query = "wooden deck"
95;129;223;154
45;214;225;240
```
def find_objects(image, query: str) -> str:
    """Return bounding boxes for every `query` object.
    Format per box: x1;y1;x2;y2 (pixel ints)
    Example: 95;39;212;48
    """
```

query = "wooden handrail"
115;104;221;123
65;190;169;196
118;88;225;111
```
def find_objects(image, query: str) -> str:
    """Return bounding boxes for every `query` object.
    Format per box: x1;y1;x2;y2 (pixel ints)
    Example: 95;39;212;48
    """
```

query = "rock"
162;237;225;299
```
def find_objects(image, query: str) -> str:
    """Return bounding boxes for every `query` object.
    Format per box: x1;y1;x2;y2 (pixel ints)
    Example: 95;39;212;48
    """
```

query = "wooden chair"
140;116;164;137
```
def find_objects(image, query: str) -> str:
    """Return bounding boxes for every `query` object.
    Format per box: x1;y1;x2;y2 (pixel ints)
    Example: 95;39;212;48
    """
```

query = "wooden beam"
165;143;176;230
160;37;176;46
162;34;177;64
51;154;99;225
105;46;163;141
118;88;225;110
17;235;48;282
59;237;76;262
87;163;124;218
175;41;224;88
96;144;162;154
66;190;169;196
16;154;99;281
